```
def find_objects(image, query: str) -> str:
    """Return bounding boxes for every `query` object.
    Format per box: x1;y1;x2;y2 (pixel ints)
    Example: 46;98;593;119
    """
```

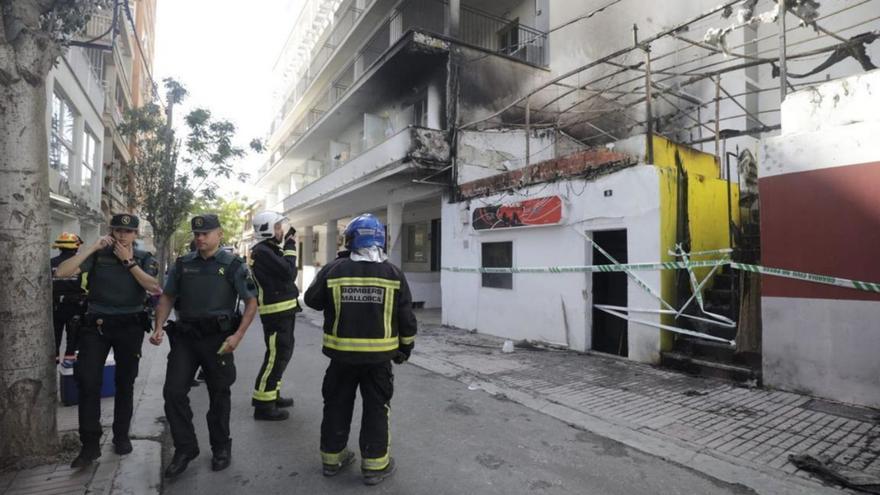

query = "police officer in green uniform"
56;214;161;468
150;214;258;478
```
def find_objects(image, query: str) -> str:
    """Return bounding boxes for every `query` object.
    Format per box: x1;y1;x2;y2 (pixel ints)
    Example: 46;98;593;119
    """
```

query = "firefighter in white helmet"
248;211;300;420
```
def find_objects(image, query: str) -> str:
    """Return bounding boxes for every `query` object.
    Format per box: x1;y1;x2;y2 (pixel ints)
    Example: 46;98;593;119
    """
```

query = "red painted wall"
759;161;880;301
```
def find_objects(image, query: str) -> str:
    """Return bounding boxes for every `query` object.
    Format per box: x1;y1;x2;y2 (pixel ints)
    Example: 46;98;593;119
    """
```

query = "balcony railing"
261;0;546;179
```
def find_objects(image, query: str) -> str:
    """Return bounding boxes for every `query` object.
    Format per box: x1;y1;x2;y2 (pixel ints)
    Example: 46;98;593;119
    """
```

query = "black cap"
110;213;139;229
191;214;221;232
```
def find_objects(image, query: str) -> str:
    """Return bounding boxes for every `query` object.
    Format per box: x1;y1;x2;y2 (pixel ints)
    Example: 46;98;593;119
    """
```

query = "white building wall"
759;70;880;408
46;48;106;247
442;165;663;362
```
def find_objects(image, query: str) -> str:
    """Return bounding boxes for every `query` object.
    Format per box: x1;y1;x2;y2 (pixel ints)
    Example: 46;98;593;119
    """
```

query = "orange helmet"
53;232;82;250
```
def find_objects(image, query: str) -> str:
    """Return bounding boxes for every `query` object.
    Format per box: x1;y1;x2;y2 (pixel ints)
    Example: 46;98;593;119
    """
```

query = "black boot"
276;396;294;408
363;458;396;486
164;449;200;478
113;437;133;455
70;443;101;468
253;403;289;421
322;449;355;477
211;446;232;472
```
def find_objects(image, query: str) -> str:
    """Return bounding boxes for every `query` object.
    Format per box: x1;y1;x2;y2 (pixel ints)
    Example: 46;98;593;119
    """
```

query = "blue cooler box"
59;354;116;406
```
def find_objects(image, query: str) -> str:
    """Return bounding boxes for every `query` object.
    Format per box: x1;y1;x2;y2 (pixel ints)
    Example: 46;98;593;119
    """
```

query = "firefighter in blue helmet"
305;213;417;485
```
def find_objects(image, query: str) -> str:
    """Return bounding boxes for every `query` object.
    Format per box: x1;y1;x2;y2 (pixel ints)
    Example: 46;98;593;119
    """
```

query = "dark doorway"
591;230;628;357
430;218;441;272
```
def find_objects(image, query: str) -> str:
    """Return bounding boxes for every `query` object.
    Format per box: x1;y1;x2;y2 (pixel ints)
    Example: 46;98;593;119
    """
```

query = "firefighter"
150;214;258;478
304;213;417;486
249;211;300;420
51;232;87;364
55;214;161;468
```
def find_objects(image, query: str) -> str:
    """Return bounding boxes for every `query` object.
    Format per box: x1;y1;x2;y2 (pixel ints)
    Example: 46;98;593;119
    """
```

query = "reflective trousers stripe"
362;404;391;471
259;298;298;315
323;335;399;352
253;332;278;401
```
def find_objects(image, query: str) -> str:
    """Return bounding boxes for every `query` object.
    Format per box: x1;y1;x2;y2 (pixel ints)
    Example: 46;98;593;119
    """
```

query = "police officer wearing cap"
56;214;161;468
150;214;258;478
51;232;87;363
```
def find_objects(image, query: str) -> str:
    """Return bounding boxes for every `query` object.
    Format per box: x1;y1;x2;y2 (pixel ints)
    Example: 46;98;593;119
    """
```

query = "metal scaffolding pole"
778;0;788;100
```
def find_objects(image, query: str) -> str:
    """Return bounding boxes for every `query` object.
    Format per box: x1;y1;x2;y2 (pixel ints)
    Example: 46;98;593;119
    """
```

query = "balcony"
267;0;547;160
280;126;449;225
259;30;449;188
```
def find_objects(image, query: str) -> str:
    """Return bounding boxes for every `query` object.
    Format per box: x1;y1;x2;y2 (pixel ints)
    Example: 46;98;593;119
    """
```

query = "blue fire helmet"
343;214;386;250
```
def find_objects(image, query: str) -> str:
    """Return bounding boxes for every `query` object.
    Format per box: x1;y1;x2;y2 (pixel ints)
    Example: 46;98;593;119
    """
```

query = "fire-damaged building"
258;0;880;406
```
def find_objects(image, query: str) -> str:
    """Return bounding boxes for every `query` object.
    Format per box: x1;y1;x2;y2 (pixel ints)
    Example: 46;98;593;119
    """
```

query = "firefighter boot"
276;395;294;408
363;458;396;486
322;449;355;477
253;402;289;421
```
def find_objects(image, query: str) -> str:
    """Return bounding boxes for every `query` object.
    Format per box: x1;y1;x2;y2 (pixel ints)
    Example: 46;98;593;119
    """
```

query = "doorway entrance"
591;229;628;357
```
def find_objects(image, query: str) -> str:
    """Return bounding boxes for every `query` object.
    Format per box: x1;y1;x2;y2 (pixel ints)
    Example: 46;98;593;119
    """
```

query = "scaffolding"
458;0;880;163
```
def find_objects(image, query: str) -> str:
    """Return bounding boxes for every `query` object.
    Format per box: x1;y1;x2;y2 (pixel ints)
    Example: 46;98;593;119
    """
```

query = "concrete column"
427;77;443;130
325;220;338;262
446;0;460;38
301;226;315;266
386;203;404;266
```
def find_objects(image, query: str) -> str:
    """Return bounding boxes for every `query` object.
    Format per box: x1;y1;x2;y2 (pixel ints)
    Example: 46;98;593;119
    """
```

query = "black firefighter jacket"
304;251;417;364
250;238;300;317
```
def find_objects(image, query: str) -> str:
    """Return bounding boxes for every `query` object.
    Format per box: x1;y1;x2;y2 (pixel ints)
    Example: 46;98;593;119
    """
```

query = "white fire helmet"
252;211;288;240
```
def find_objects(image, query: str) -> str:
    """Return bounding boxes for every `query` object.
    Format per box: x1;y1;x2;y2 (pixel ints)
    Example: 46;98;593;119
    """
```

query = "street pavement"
160;313;753;495
5;308;876;494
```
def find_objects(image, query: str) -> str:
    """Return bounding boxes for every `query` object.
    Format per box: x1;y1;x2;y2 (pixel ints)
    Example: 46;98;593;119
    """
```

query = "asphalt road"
160;314;754;495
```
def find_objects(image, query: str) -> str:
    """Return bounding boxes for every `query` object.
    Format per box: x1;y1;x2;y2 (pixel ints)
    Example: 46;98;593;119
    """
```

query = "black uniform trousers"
252;313;295;406
74;313;145;446
54;299;86;357
163;330;236;453
320;360;394;470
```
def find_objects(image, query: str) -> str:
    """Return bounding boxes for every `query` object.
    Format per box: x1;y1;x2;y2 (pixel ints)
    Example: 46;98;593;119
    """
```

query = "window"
81;130;98;191
404;223;428;263
50;92;75;180
412;95;428;127
481;241;513;289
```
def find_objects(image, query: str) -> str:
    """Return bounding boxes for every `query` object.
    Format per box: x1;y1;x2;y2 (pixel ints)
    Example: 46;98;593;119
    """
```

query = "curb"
108;340;168;495
112;440;162;494
410;353;842;495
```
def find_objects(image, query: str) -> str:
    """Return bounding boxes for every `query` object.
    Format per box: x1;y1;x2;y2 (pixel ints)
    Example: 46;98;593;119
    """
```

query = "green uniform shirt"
81;248;158;315
164;249;257;320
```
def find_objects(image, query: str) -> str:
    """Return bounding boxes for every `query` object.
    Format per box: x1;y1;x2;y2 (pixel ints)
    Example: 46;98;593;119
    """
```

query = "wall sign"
472;196;563;231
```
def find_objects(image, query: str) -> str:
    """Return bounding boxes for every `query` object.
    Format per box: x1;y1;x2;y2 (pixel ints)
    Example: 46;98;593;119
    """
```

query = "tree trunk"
155;238;170;286
0;78;59;460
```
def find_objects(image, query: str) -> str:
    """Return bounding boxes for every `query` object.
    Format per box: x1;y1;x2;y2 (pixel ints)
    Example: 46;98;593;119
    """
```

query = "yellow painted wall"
653;136;740;350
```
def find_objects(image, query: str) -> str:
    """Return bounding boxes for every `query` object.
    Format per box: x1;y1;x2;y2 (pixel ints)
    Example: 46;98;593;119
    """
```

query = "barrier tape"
443;259;725;274
442;261;880;293
730;263;880;293
594;305;735;346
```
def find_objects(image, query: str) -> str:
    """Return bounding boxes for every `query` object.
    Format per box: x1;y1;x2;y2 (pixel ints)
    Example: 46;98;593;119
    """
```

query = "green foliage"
39;1;114;42
120;78;254;271
171;194;250;256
